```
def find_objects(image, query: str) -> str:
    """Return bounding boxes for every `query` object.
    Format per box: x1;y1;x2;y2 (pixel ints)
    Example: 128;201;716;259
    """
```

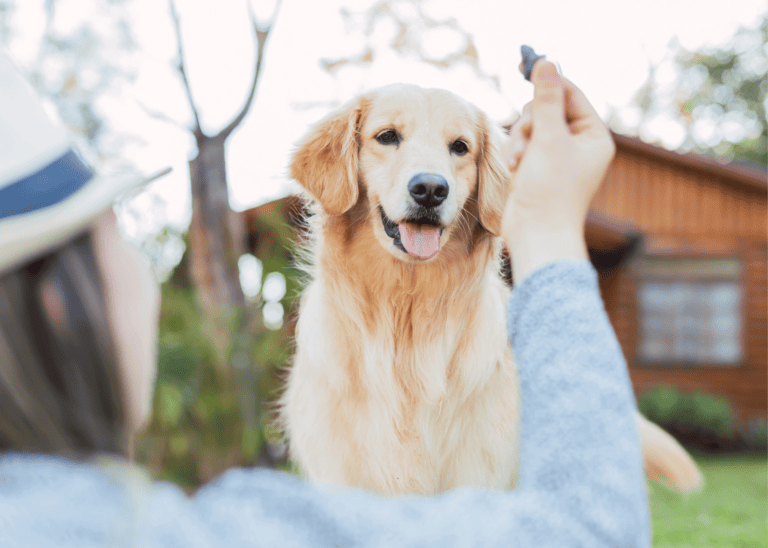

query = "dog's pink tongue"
399;223;440;259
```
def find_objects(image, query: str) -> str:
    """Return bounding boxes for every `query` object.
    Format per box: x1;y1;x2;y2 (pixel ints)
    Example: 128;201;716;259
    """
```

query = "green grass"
649;454;767;547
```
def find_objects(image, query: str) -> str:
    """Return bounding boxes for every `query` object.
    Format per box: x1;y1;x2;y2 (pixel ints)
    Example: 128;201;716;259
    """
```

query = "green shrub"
638;385;682;426
745;418;768;449
687;392;736;436
135;275;295;489
639;386;736;437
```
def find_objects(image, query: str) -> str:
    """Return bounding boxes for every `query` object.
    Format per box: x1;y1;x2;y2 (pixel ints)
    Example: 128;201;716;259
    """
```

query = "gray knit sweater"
0;260;651;547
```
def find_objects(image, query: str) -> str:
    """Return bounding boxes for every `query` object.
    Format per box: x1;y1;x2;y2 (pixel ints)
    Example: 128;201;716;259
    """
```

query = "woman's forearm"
503;224;588;283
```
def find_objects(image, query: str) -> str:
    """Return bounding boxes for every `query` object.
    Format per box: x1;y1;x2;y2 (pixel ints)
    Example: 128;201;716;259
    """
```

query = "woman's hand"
501;59;615;282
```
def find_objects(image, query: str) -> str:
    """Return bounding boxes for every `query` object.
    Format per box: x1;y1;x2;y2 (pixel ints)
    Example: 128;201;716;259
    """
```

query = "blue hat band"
0;149;94;220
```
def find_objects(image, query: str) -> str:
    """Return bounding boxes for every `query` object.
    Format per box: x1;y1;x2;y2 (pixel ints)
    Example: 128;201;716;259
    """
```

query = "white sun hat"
0;52;170;275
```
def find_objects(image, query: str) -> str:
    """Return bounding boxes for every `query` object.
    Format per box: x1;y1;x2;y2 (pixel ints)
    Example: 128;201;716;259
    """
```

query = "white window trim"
633;256;745;367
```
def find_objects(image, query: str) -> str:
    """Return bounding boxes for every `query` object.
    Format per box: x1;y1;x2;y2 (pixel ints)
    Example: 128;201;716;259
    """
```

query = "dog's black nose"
408;173;449;208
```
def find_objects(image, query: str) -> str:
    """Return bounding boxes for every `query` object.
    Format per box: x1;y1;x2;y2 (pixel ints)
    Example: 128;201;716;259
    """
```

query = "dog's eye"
376;130;400;145
450;140;469;156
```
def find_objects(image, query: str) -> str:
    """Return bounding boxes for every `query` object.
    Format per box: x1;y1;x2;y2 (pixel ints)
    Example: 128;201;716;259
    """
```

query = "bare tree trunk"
188;133;247;368
169;0;275;365
188;135;245;310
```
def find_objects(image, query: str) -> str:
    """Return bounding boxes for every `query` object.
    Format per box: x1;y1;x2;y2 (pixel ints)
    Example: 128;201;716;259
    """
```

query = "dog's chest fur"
283;218;520;495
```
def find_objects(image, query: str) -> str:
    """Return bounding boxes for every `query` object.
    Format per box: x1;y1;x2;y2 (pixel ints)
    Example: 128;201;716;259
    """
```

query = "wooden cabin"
243;133;767;425
592;134;766;425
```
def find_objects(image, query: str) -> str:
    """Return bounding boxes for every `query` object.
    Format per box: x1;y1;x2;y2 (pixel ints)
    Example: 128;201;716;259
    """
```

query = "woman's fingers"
519;104;532;139
519;55;606;139
529;60;568;143
561;76;605;137
507;53;611;173
506;111;531;169
507;139;529;170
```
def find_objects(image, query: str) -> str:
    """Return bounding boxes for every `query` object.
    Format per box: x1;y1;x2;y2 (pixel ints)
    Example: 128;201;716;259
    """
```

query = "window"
634;257;743;366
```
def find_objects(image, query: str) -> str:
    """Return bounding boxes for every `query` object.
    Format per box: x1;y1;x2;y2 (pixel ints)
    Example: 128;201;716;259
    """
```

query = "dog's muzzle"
379;206;445;260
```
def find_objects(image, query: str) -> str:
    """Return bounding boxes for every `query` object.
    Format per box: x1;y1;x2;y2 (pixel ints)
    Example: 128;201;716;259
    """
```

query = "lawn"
649;454;767;547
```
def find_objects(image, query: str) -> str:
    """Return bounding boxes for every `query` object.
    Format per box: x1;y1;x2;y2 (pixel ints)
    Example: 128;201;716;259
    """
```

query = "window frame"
632;254;746;368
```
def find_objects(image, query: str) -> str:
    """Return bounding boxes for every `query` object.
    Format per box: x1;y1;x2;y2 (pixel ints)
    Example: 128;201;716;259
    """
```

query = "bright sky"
7;0;767;242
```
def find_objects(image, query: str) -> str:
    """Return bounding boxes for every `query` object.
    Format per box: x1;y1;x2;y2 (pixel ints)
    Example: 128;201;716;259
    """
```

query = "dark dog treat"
520;45;545;81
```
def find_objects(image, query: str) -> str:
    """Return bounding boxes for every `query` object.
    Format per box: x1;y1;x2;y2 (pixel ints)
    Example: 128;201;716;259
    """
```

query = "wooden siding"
593;149;766;239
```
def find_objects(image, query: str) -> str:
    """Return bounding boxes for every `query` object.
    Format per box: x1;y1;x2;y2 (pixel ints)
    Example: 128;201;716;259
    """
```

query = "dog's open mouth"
379;206;444;260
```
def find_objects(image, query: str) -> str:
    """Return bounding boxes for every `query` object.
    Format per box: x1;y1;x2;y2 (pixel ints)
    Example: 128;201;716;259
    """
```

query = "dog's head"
290;84;510;263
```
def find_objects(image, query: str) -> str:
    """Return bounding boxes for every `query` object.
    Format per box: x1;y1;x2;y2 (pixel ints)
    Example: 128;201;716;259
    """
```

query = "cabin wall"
594;151;766;239
596;148;767;423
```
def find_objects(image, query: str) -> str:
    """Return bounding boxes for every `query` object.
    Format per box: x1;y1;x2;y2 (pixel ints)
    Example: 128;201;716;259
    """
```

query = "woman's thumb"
531;61;567;141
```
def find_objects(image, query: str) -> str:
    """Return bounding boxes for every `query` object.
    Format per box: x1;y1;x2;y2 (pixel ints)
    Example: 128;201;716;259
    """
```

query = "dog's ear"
290;97;367;216
476;111;512;237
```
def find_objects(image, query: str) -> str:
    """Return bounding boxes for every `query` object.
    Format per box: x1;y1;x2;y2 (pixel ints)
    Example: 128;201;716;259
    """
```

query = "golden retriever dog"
281;83;703;495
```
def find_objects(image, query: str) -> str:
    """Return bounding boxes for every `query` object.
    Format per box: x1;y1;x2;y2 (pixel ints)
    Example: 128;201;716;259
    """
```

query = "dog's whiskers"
456;213;473;242
364;206;376;224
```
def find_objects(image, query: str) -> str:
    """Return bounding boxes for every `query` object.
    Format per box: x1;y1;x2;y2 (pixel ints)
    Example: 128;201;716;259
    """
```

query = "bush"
135;278;296;490
686;392;737;436
639;386;737;436
639;385;684;427
130;207;303;490
638;386;753;452
745;418;768;450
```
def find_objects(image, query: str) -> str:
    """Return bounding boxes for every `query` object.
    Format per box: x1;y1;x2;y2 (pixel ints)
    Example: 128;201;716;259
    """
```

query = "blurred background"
1;0;765;544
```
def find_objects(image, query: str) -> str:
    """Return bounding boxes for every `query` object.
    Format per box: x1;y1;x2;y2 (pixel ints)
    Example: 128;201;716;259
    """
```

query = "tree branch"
218;0;282;141
137;100;190;132
169;0;204;138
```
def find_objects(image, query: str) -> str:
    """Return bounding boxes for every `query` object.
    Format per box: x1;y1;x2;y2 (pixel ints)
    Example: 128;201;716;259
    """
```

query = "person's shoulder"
0;452;210;547
193;466;307;518
0;453;129;547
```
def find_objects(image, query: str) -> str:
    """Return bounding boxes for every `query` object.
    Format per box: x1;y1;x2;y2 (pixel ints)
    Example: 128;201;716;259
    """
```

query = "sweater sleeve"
505;260;651;545
188;260;650;547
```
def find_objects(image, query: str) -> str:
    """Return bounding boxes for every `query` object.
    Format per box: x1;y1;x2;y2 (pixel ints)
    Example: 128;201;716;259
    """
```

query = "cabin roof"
611;133;767;195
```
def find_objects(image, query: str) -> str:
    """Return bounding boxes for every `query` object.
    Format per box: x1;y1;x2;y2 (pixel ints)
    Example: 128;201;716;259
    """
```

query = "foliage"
135;212;301;491
613;12;767;166
638;386;768;453
648;454;767;547
0;0;142;170
639;386;737;437
320;0;499;95
745;418;768;450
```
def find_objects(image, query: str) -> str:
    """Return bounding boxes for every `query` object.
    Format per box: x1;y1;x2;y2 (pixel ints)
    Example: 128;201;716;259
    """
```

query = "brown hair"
0;231;128;458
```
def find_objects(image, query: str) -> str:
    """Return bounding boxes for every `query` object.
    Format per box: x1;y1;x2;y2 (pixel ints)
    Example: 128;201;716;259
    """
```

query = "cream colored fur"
281;84;702;495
